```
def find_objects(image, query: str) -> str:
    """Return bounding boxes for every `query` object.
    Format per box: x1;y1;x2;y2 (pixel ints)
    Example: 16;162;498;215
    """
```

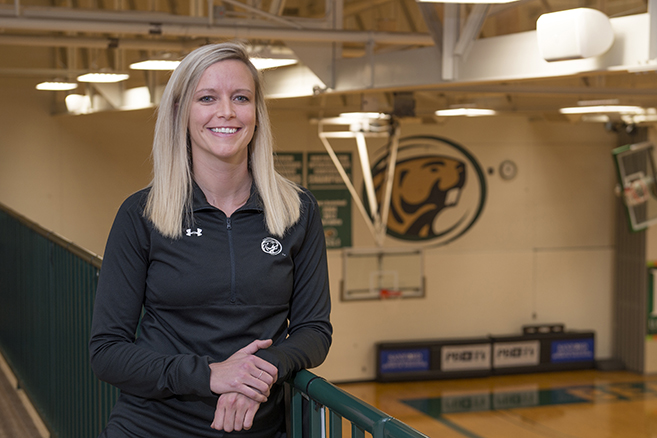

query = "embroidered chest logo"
261;237;282;255
186;228;203;237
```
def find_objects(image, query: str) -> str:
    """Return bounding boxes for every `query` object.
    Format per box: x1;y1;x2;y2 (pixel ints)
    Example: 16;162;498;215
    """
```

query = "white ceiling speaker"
536;8;614;62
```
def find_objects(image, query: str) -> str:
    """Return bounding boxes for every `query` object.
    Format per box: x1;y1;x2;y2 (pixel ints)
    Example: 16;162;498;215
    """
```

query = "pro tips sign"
441;344;491;372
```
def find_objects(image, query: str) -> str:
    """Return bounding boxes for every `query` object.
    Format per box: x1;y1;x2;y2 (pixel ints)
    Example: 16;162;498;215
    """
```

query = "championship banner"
275;152;352;249
307;152;352;249
275;152;303;186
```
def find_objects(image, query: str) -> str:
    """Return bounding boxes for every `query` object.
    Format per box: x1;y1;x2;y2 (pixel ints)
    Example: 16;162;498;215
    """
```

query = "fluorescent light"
339;112;390;120
77;72;129;83
559;105;645;115
130;59;180;71
36;81;78;91
250;58;297;70
129;57;295;71
418;0;520;3
577;99;619;106
435;108;497;117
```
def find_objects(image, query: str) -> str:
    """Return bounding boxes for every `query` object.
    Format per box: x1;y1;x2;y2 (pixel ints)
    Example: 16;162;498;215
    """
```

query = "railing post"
329;410;342;438
289;370;429;438
289;385;305;438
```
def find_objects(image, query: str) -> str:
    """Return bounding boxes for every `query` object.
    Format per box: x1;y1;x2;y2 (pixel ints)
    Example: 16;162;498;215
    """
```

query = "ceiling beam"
330;13;654;92
453;4;490;60
0;16;434;45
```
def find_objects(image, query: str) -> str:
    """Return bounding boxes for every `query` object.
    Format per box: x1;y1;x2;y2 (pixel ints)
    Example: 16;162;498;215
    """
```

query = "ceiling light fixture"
250;57;298;70
417;0;520;4
339;112;389;120
77;72;130;83
129;57;295;71
129;59;181;71
435;108;497;117
36;81;78;91
559;105;645;115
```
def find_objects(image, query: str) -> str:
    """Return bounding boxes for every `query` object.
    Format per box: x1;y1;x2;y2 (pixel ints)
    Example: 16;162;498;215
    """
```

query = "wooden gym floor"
2;364;656;438
336;369;657;438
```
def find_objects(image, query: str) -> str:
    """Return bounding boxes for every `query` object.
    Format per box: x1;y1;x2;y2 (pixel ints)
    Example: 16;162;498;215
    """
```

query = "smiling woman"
188;60;257;215
88;42;333;438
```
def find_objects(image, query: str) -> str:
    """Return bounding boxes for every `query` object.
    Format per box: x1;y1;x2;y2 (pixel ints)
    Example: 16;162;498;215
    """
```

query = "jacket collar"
192;180;263;213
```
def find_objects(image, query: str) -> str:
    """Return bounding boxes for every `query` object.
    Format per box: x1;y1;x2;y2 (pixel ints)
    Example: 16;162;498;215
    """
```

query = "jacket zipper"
226;217;237;303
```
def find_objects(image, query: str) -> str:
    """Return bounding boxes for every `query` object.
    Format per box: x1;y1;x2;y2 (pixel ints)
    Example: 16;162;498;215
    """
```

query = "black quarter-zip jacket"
89;183;332;437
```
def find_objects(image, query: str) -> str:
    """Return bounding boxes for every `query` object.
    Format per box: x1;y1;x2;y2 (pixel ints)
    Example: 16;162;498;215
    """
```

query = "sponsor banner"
380;348;430;374
550;338;594;363
441;344;491;371
493;340;540;368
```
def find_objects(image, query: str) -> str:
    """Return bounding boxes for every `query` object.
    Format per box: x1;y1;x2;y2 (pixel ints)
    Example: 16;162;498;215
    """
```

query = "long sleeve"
89;185;332;437
255;190;333;381
89;191;214;399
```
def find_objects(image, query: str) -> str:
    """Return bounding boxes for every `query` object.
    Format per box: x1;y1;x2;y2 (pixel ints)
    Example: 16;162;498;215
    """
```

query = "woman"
89;42;332;437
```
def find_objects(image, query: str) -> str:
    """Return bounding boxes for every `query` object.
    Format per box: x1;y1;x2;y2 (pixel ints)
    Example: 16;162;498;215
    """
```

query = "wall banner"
370;135;487;247
493;341;540;368
307;153;352;249
274;152;303;186
440;344;491;372
275;152;352;249
379;348;430;374
550;338;594;363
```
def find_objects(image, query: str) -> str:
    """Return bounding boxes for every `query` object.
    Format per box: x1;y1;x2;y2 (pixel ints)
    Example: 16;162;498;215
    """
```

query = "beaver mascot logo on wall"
371;135;486;247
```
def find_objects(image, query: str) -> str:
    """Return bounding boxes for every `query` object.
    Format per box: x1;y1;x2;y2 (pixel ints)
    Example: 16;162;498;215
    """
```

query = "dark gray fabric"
90;183;332;437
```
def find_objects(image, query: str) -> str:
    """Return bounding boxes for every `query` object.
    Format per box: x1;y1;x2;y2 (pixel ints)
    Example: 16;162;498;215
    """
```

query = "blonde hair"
145;42;301;238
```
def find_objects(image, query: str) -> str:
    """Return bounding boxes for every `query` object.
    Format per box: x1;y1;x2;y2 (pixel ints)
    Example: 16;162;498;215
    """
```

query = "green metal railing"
0;202;428;438
0;204;118;438
289;370;428;438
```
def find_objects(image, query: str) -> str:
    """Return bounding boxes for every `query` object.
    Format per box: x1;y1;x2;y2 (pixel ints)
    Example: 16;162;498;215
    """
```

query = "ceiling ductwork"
1;0;656;121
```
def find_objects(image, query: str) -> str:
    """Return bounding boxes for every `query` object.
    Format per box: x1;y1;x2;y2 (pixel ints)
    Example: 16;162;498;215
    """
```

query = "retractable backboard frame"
317;113;400;247
612;141;657;231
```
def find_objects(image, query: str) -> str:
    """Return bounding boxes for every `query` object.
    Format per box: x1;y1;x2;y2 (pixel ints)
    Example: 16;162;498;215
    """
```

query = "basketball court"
337;369;657;438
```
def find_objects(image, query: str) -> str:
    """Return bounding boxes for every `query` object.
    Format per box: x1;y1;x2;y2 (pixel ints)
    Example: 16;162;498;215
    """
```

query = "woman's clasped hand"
208;339;278;431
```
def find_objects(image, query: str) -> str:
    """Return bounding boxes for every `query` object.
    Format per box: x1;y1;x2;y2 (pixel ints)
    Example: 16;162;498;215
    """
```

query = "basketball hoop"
623;177;651;207
378;288;403;299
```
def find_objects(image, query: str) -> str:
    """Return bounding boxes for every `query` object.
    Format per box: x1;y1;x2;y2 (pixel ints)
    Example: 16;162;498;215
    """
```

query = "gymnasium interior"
2;0;657;437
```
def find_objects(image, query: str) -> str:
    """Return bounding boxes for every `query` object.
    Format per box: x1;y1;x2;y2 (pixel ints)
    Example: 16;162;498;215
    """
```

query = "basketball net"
378;288;403;299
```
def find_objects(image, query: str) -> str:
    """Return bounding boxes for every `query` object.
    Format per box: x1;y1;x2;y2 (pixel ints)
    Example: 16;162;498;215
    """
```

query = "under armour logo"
261;237;282;255
186;228;202;237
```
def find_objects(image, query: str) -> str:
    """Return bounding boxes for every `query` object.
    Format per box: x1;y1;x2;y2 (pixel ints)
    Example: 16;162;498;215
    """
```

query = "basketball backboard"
342;247;424;301
612;141;657;231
